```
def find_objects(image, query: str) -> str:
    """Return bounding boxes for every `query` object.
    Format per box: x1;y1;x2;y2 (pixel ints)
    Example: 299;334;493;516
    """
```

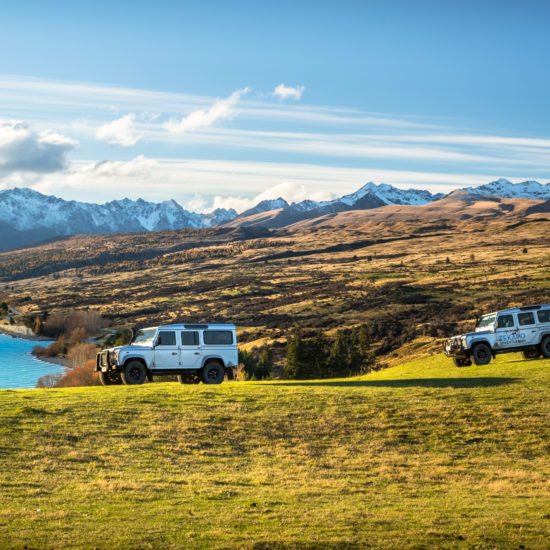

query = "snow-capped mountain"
464;178;550;200
239;198;290;217
233;182;445;223
0;188;236;250
2;179;549;250
336;182;444;207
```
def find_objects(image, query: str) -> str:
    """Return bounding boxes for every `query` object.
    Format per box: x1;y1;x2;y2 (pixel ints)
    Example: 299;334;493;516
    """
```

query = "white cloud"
96;113;140;146
73;155;156;178
273;84;305;100
164;88;250;133
208;182;336;213
0;119;77;174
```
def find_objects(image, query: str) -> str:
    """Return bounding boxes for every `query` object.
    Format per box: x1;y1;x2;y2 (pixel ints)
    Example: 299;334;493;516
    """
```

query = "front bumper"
443;338;468;358
96;351;119;372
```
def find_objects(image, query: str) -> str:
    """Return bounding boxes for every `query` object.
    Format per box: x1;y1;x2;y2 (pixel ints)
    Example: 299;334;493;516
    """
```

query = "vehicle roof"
141;324;236;330
487;304;550;316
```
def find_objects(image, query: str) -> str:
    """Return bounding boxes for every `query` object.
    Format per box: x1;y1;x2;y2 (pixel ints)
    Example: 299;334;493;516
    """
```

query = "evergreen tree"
284;330;311;379
238;349;259;380
308;330;328;378
257;347;273;380
328;330;351;377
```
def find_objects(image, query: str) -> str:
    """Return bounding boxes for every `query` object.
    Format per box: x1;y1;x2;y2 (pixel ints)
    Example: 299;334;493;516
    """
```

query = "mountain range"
0;179;549;250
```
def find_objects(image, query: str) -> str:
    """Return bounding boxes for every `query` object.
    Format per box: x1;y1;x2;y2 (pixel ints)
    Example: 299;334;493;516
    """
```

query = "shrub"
285;325;375;380
237;349;272;381
67;343;98;368
32;338;66;358
36;373;63;388
43;309;104;339
53;359;101;388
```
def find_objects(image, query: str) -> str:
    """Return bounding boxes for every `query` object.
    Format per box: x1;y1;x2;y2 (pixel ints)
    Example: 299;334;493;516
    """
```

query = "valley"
1;190;549;367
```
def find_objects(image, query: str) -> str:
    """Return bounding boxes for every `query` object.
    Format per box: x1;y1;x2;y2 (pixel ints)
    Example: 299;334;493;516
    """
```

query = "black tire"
121;360;147;385
522;350;541;360
471;343;492;365
541;336;550;359
452;357;472;367
177;373;200;384
99;371;122;386
201;362;225;384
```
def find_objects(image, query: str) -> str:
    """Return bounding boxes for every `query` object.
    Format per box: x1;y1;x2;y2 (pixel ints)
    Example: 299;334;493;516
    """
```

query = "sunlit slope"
1;354;550;549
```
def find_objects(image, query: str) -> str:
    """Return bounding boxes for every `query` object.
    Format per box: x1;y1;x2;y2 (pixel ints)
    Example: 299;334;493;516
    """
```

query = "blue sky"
1;0;549;211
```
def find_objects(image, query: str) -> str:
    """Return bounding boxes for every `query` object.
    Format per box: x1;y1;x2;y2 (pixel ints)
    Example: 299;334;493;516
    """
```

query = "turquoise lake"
0;333;64;389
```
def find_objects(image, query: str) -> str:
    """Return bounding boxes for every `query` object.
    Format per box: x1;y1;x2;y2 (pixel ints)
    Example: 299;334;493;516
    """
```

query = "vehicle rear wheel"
121;360;147;385
177;373;200;384
472;343;492;365
201;362;225;384
99;371;122;385
452;357;472;367
541;336;550;359
522;349;541;360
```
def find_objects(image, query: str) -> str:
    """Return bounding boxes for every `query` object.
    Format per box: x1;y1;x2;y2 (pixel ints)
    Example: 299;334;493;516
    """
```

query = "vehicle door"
516;311;540;346
494;313;519;349
153;330;180;368
179;331;202;368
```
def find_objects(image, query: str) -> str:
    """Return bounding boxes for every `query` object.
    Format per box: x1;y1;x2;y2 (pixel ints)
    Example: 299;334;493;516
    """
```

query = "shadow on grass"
264;377;519;389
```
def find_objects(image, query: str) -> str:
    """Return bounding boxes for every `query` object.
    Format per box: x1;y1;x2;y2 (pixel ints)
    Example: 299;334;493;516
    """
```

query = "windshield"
477;314;496;330
133;328;157;345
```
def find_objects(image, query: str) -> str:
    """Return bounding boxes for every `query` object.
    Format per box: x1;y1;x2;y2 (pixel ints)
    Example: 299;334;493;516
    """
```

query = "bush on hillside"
284;325;376;380
32;338;67;358
53;359;101;388
42;309;104;339
67;343;98;368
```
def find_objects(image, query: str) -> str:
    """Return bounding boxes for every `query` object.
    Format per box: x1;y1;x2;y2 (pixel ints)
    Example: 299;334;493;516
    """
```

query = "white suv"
96;323;238;385
444;304;550;366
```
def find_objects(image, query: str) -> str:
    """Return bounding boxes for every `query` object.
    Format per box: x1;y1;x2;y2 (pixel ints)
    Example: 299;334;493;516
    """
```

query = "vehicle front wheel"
452;357;472;367
201;362;225;384
99;371;122;385
121;360;147;385
522;350;541;360
472;343;492;365
541;336;550;359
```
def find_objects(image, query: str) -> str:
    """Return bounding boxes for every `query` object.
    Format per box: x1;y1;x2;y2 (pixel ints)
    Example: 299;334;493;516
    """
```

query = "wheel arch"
122;355;149;370
468;339;493;353
201;355;225;369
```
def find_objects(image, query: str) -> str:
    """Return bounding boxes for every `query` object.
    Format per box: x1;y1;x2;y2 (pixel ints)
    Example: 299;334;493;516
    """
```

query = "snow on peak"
0;187;237;233
339;182;441;206
465;179;550;200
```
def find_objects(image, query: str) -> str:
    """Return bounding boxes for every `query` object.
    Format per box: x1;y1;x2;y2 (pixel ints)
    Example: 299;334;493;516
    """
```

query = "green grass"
1;354;550;549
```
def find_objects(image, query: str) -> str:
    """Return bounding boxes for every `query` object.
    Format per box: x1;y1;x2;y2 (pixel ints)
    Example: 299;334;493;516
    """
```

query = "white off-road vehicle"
96;323;238;385
444;304;550;366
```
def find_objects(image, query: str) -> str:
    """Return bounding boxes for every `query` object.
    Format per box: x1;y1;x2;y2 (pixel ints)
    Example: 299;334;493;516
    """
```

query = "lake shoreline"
0;333;65;389
0;324;52;342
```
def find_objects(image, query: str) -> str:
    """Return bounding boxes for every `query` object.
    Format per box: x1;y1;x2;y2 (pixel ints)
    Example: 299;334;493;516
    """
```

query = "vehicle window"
497;314;515;329
518;312;535;326
203;330;233;345
537;310;550;324
133;328;157;344
180;331;199;346
477;314;496;329
156;331;176;346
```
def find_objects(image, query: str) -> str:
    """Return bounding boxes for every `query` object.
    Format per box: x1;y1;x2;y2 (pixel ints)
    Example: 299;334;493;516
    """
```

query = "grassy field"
1;353;549;549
